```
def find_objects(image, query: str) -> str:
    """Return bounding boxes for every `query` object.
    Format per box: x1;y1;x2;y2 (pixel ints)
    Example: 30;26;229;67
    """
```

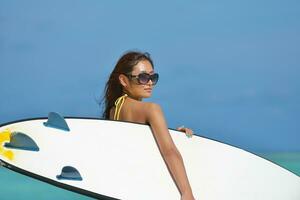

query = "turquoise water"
257;152;300;177
0;152;299;200
0;167;92;200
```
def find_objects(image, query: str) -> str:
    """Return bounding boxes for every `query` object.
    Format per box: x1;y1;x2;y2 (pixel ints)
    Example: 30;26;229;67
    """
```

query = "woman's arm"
146;103;195;199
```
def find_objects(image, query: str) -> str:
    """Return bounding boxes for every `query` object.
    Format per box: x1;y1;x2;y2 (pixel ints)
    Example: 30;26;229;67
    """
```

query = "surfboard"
0;112;300;200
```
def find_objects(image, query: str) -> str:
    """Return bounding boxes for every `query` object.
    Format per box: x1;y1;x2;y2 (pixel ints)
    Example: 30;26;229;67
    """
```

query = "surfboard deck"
1;114;300;200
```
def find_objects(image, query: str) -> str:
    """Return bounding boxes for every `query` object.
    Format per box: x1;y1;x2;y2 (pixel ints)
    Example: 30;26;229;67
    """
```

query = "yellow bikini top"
113;94;128;120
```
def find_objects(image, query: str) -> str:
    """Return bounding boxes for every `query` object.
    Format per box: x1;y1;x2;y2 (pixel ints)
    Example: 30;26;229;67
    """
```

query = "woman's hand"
176;125;194;138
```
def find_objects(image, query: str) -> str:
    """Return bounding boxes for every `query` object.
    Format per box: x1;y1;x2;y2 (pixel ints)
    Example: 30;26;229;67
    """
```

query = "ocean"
0;152;299;200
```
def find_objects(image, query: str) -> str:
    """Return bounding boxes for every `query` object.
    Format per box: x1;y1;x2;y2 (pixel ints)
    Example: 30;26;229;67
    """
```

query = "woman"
102;51;195;200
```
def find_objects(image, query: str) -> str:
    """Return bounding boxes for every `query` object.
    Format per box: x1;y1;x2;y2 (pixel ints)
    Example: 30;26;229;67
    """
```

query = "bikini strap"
114;94;128;120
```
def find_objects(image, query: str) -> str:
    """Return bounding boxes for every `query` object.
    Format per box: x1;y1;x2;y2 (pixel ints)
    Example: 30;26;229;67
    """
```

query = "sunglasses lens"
151;73;159;85
138;73;150;84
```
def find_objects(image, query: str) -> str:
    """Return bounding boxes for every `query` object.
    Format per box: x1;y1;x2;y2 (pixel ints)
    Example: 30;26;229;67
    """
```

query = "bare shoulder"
129;100;161;111
131;101;163;115
142;102;162;112
124;99;164;124
141;102;164;121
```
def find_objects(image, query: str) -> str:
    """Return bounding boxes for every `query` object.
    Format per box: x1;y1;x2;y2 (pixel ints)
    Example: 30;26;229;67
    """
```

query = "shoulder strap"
113;94;128;120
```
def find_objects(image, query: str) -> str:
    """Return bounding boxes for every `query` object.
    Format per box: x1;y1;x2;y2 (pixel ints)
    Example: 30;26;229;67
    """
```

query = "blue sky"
0;0;299;152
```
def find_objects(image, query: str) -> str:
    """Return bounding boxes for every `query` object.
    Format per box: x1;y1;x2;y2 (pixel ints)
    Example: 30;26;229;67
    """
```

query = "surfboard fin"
4;132;39;151
56;166;83;181
43;112;70;131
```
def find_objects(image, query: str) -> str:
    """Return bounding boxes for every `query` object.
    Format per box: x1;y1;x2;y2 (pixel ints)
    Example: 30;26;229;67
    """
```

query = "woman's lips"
144;88;152;92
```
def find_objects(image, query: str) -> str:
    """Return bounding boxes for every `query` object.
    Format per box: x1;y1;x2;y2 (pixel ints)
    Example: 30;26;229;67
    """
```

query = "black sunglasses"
126;72;159;85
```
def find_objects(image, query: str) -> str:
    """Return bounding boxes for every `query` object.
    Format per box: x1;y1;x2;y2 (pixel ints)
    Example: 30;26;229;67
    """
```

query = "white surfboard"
0;112;300;200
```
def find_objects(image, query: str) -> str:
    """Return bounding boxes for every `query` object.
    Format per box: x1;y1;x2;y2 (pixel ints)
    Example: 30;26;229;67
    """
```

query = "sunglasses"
126;72;159;85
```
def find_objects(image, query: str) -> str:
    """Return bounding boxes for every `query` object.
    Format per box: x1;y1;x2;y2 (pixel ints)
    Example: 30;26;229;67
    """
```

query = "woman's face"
121;60;156;100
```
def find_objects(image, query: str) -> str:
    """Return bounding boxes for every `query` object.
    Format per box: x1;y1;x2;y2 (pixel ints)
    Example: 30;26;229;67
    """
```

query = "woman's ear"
119;74;129;87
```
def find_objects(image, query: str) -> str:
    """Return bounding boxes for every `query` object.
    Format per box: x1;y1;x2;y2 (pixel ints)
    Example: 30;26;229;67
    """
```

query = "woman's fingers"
185;128;193;138
176;126;193;138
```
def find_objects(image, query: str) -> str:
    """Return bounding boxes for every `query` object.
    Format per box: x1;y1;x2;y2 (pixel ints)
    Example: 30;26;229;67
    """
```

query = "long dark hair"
102;50;154;119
